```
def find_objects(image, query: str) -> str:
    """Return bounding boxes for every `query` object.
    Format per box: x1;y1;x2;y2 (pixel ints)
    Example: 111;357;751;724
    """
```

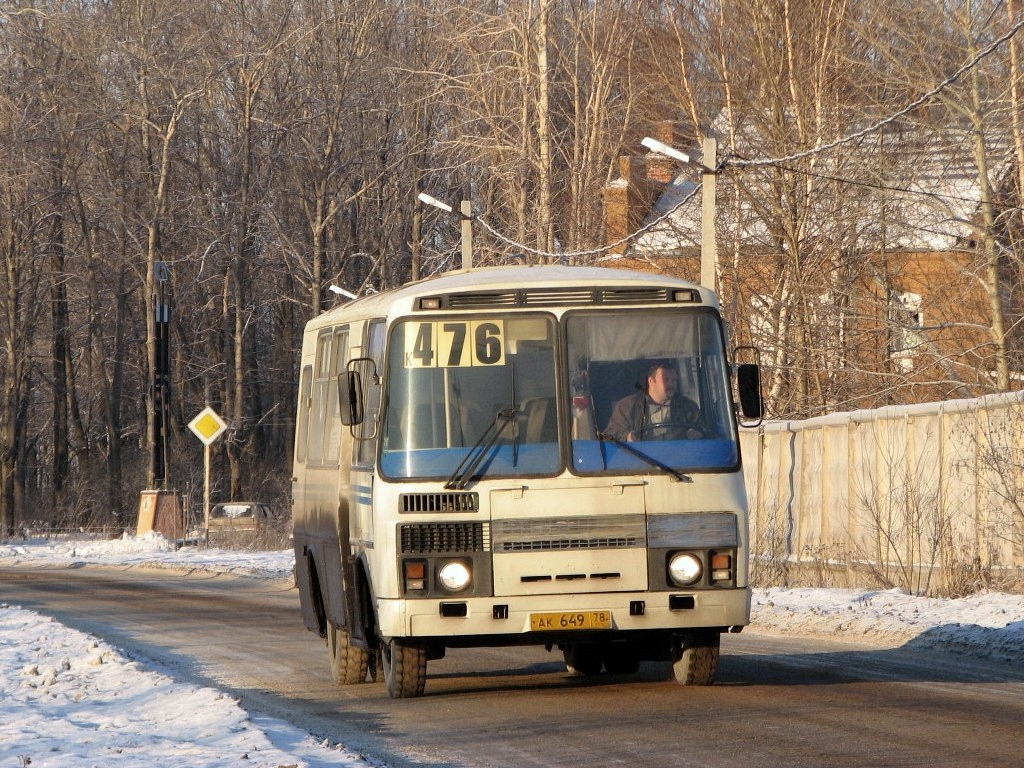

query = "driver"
605;362;702;441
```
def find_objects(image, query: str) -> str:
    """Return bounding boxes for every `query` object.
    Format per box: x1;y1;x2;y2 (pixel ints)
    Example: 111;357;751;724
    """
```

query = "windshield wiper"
597;431;692;483
445;406;519;490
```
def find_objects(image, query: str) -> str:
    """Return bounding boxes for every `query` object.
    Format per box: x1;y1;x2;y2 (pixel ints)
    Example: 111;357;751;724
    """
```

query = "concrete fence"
739;391;1024;595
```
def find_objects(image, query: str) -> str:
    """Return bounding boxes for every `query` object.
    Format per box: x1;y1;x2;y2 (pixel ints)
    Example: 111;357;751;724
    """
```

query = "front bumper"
376;587;751;641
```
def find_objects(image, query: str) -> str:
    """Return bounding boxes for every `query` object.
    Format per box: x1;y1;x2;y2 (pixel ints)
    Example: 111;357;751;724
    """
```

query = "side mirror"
338;370;363;426
736;363;763;421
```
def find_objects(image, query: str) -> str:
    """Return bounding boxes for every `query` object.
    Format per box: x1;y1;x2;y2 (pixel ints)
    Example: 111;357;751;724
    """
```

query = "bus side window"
295;365;312;463
354;319;385;467
324;328;348;463
308;331;333;465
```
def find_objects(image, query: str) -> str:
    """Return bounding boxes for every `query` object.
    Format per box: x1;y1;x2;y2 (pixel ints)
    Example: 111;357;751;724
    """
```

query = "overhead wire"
474;183;702;261
448;15;1024;263
722;14;1024;171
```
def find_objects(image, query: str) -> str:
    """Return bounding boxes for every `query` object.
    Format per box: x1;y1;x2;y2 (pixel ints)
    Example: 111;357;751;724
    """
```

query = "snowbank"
3;533;1024;766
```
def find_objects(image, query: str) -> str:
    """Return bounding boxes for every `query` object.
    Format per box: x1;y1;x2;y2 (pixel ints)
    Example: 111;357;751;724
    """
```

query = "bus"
291;264;762;698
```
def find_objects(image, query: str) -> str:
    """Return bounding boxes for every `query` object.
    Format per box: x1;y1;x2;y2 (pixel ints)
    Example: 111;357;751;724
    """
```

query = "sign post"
187;406;228;543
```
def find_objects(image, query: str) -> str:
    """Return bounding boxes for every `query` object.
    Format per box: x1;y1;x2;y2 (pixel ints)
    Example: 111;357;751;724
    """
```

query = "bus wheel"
327;621;370;685
381;638;427;698
563;643;603;676
671;630;720;685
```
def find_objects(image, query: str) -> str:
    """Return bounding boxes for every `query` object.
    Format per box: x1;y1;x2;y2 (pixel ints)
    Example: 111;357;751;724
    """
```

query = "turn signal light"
710;552;732;582
404;560;426;591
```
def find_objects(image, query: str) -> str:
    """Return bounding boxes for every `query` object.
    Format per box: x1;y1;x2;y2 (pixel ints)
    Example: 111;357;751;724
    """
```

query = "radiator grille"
499;537;639;552
400;492;479;513
491;515;646;553
399;521;490;553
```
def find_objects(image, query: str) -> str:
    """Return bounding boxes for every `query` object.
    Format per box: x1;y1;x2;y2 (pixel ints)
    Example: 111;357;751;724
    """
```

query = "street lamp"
641;136;718;292
417;192;473;270
328;284;358;300
640;136;691;165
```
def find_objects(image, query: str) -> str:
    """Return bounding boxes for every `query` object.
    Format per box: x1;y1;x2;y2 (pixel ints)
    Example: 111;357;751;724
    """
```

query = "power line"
763;159;1022;213
475;183;702;261
723;16;1024;170
463;16;1024;263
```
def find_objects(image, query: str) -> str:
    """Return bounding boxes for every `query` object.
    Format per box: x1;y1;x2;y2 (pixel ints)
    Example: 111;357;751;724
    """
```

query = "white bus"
292;265;762;698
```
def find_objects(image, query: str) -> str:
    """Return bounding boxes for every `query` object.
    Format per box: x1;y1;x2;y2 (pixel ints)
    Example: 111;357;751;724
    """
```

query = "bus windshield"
381;315;559;481
566;309;739;474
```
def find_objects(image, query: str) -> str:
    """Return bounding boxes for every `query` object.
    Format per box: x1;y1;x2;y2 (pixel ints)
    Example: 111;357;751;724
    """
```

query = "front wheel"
327;621;370;685
671;629;720;685
381;638;427;698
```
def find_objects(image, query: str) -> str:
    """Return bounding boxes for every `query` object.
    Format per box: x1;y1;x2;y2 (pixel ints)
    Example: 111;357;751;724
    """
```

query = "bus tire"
671;630;720;686
382;638;427;698
563;643;603;676
328;621;370;685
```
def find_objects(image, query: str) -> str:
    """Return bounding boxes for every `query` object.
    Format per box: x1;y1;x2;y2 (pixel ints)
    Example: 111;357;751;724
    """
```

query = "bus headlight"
437;560;472;593
668;552;703;587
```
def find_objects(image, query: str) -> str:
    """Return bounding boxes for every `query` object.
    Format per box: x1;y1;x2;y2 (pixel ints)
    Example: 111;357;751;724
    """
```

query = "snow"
3;533;1024;766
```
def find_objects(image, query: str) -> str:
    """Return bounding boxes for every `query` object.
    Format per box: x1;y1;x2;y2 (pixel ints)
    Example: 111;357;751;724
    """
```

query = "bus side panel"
293;321;362;636
292;354;318;633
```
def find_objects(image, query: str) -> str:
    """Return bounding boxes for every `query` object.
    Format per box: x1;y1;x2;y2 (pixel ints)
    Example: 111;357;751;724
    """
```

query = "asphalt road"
2;565;1022;767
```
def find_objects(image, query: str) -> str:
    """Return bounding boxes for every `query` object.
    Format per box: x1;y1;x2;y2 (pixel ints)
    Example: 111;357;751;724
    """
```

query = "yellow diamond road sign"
188;407;228;445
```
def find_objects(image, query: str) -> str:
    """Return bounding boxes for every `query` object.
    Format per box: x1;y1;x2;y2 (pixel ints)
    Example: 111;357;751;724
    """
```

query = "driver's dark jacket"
604;390;701;441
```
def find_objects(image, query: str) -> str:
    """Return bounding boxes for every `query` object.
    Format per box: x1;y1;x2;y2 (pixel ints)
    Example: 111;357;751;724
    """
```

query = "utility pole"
461;200;473;270
418;192;473;271
152;261;170;488
642;135;719;292
700;137;717;292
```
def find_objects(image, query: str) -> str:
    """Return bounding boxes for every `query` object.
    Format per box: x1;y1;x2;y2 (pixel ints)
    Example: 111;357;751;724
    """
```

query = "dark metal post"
153;261;170;486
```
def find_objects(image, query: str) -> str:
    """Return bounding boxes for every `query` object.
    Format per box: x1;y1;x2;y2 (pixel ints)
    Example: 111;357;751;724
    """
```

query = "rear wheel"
327;621;370;685
563;643;603;676
381;638;427;698
671;629;720;685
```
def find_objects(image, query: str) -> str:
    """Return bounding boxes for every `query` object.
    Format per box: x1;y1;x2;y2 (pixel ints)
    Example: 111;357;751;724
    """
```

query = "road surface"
2;565;1021;767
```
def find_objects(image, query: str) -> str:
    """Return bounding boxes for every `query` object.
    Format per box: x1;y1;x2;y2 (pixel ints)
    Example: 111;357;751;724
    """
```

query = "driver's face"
648;367;677;404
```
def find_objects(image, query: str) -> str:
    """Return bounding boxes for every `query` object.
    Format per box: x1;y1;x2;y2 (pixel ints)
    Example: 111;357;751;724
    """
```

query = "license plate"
530;610;612;631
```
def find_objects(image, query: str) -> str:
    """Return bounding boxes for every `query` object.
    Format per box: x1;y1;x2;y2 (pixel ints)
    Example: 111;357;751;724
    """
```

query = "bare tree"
0;28;48;534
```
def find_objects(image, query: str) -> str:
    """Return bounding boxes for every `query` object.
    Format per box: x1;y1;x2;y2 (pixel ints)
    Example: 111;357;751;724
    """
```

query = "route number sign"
404;320;505;368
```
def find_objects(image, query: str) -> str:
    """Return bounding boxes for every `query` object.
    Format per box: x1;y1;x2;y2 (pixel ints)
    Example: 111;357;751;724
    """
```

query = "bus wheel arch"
305;551;328;639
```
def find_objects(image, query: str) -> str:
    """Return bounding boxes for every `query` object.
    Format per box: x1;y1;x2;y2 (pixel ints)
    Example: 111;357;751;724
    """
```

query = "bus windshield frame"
565;307;740;476
380;313;561;481
379;306;741;482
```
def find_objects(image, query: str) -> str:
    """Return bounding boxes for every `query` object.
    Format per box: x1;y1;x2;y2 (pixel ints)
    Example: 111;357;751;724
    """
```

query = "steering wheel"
637;421;704;440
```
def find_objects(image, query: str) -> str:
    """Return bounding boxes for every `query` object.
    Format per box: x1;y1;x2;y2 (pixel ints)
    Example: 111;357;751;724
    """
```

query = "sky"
2;533;1023;768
